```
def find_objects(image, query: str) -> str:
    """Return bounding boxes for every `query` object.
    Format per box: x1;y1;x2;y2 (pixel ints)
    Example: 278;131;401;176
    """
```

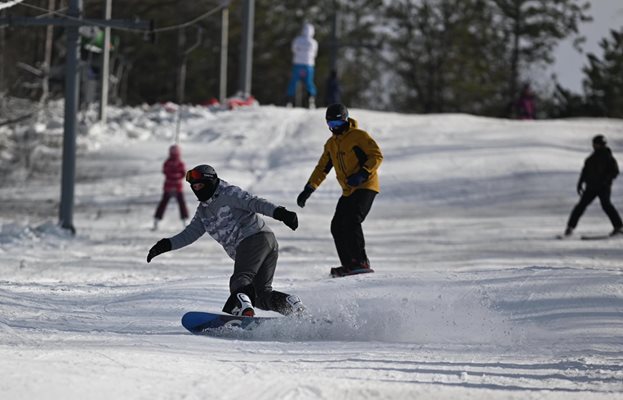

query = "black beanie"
592;135;606;146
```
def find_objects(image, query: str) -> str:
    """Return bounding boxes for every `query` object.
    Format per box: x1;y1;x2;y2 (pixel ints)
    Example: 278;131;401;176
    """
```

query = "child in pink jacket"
153;145;189;230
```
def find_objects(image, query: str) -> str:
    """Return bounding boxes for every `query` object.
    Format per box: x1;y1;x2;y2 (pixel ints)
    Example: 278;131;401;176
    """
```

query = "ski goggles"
185;169;216;183
327;119;348;130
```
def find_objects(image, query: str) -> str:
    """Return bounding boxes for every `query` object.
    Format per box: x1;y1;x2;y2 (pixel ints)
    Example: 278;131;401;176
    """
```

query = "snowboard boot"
610;226;623;237
270;291;305;316
223;285;256;317
331;259;375;278
231;293;255;317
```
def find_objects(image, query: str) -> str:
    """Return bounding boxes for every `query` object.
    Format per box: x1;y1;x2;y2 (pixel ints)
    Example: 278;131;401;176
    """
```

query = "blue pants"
287;64;317;97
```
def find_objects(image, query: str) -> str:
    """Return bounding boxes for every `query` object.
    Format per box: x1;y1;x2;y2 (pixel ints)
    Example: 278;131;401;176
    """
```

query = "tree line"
1;0;621;118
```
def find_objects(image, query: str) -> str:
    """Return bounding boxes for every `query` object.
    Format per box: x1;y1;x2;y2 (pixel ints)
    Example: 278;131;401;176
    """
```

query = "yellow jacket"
307;118;383;197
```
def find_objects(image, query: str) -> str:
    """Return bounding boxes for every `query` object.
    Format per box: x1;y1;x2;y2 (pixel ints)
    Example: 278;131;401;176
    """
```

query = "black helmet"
186;164;219;201
186;164;217;184
325;103;348;121
592;134;607;146
325;103;350;135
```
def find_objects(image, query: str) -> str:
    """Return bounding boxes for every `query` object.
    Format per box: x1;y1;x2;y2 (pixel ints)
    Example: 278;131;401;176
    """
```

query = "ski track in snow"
0;103;622;399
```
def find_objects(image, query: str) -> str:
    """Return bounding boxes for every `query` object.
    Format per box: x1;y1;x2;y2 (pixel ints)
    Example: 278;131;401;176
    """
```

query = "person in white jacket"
286;22;318;108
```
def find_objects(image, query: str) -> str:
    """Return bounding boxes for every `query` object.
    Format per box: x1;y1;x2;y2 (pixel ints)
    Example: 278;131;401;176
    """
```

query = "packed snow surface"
0;103;622;399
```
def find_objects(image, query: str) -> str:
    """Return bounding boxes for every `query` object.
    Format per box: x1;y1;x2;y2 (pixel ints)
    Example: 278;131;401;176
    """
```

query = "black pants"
331;189;377;267
567;185;623;229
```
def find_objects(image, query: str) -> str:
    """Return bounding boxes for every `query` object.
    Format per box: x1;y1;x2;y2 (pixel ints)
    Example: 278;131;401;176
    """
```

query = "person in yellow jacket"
297;103;383;277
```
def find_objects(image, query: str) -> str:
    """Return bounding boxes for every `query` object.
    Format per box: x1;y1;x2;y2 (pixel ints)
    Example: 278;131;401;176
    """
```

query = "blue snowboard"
182;311;277;335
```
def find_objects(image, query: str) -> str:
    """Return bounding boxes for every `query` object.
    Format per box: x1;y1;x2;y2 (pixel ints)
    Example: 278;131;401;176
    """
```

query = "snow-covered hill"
1;104;622;399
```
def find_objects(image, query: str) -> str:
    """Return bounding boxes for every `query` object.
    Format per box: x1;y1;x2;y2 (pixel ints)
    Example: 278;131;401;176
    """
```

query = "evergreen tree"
115;0;224;105
331;0;385;108
490;0;591;116
582;29;623;118
544;84;587;118
438;0;509;116
385;0;507;115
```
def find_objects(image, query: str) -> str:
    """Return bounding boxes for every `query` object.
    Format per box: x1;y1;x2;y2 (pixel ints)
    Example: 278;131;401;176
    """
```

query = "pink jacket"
163;145;186;192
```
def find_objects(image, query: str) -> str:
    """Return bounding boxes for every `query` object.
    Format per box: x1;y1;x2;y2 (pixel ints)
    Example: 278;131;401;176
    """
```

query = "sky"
551;0;623;93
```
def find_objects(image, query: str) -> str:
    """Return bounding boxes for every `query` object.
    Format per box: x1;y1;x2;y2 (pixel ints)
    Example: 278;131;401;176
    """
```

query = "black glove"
147;238;172;263
576;182;584;196
296;184;315;208
346;169;370;187
273;206;298;231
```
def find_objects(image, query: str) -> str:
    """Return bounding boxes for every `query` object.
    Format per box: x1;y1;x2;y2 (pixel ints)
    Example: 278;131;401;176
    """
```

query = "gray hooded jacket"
169;180;277;259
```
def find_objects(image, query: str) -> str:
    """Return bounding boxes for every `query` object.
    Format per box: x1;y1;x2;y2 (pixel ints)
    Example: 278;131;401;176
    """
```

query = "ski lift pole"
0;0;151;235
238;0;254;98
175;26;203;144
98;0;112;123
175;108;181;144
219;1;229;105
58;0;81;234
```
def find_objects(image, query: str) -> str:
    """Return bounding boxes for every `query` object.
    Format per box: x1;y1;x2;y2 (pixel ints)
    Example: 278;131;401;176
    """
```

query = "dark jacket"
325;73;341;105
579;147;619;188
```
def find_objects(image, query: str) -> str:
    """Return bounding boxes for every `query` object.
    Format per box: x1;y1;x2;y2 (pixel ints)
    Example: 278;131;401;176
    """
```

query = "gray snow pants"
229;231;278;310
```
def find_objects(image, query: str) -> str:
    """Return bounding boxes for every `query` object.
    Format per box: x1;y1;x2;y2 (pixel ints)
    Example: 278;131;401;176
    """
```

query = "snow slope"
0;103;622;399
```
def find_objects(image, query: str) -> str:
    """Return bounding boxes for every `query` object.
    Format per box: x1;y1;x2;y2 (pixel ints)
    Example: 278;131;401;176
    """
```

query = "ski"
581;234;621;240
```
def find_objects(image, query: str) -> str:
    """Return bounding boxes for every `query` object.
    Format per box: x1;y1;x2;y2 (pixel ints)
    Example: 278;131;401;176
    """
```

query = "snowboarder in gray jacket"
147;164;304;317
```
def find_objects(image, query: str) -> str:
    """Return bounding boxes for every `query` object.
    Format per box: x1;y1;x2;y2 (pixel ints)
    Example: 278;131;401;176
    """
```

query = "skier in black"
324;69;341;106
564;135;623;237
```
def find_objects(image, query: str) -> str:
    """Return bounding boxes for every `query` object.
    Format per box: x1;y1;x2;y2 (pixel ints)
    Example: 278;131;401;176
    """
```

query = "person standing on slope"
564;135;623;237
153;144;189;231
516;83;536;120
286;22;318;109
296;103;383;277
147;164;304;317
324;69;341;106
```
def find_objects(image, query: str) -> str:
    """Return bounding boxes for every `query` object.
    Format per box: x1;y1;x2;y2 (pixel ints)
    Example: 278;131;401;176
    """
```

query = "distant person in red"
153;144;189;230
516;83;536;119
